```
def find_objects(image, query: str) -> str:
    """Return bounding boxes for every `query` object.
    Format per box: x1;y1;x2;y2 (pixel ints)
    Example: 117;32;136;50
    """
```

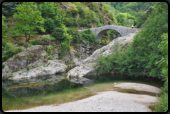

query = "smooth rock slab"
10;60;67;80
113;82;162;94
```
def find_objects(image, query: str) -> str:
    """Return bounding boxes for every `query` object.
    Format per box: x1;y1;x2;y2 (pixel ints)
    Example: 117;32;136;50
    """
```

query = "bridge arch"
96;29;121;41
78;25;138;41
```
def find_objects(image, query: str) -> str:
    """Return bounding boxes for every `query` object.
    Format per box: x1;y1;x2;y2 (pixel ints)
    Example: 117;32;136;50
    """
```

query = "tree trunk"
25;32;28;42
28;34;30;42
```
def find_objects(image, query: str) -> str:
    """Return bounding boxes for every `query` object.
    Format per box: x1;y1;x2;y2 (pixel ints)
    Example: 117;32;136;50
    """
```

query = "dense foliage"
153;33;168;112
79;29;97;45
95;2;168;112
11;2;45;42
104;2;155;28
38;2;65;33
2;2;21;17
95;2;168;78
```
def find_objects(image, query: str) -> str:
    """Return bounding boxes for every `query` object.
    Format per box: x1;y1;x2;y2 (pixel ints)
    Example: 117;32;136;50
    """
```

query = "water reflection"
2;74;164;98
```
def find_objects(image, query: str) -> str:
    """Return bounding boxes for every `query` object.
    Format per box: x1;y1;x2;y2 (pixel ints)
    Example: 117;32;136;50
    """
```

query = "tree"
38;2;65;32
2;2;21;17
115;13;127;26
2;15;10;50
11;2;45;42
68;4;78;17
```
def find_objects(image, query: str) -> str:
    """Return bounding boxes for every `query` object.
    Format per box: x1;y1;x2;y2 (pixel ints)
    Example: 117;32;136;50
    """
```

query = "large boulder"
2;45;68;80
2;45;48;80
8;60;67;80
67;33;136;78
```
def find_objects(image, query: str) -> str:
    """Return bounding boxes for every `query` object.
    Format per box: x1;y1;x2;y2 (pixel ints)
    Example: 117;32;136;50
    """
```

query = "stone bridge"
78;25;139;40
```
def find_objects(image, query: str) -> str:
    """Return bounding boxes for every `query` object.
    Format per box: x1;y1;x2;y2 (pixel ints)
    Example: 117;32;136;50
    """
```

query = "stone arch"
78;25;139;41
96;29;121;41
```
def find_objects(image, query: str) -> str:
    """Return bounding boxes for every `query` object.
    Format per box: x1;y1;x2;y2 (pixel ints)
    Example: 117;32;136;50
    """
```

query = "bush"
68;4;78;17
44;18;55;32
116;13;127;26
2;64;5;69
89;2;99;13
51;27;66;41
80;29;97;44
75;52;80;58
26;66;30;71
79;19;87;27
48;55;53;60
108;20;111;25
29;37;51;45
2;43;24;63
67;27;80;43
64;18;78;27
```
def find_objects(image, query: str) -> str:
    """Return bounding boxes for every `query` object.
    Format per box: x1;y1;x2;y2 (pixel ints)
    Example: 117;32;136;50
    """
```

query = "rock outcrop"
2;45;67;80
67;33;136;78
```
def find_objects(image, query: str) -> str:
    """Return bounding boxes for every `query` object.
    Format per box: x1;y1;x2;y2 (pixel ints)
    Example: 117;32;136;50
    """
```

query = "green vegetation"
152;33;168;112
26;66;30;71
11;2;45;42
79;29;97;45
2;43;24;63
38;2;65;33
95;2;168;112
2;2;168;112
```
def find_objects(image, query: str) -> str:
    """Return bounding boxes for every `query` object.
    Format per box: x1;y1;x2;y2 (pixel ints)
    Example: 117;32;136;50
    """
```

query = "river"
2;73;164;111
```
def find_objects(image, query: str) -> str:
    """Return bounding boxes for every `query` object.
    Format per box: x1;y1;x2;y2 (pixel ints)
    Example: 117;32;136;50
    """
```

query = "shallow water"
2;74;164;111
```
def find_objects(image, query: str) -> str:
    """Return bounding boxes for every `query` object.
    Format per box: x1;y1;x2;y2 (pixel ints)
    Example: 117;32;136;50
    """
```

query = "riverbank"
5;82;162;112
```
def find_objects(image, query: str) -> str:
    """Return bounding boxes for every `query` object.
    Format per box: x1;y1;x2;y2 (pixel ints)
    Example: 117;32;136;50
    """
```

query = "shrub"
51;27;66;41
26;66;30;71
75;52;80;58
67;27;80;43
89;2;99;13
80;29;97;44
2;64;5;69
116;13;127;26
68;4;78;17
48;55;53;60
108;20;111;25
79;19;87;27
44;18;55;32
2;43;24;63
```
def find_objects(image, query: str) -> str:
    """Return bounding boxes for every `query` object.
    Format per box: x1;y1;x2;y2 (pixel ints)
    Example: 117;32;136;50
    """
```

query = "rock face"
7;45;48;72
8;60;67;80
2;45;67;80
67;33;136;78
79;42;101;59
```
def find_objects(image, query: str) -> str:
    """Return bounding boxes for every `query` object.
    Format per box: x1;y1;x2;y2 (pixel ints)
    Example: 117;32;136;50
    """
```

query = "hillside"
103;2;156;28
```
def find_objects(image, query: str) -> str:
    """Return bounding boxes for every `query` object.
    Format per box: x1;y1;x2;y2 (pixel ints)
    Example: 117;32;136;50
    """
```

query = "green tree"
115;13;127;26
2;2;21;17
68;4;78;17
39;2;65;32
11;2;45;42
153;33;168;112
2;15;10;51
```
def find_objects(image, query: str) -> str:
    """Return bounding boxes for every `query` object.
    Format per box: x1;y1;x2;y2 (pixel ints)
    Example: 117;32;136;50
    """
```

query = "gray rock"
67;33;137;78
2;45;48;80
10;60;67;80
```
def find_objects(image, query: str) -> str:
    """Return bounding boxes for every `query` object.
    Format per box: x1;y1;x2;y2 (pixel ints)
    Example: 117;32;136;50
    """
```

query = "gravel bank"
6;90;157;112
